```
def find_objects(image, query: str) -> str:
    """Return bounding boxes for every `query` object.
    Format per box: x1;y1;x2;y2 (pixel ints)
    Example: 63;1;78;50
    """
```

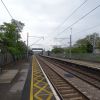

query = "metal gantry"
27;33;44;59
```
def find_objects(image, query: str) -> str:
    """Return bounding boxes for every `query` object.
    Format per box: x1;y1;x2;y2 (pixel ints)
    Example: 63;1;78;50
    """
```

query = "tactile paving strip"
32;57;56;100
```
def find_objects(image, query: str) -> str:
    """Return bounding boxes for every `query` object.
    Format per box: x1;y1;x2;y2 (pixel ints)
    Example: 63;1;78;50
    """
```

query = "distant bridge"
32;48;43;51
32;48;44;55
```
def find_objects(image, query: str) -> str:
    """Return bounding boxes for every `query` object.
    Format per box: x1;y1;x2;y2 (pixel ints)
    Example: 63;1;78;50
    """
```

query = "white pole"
93;33;96;53
27;33;29;60
69;28;72;59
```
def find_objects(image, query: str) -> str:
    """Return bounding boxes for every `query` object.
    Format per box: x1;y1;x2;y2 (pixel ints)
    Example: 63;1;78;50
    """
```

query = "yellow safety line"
31;56;54;100
30;57;33;100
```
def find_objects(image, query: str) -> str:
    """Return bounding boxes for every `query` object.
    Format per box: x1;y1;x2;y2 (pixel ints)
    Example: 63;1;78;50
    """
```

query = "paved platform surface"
64;59;100;70
10;69;28;93
0;70;18;83
46;56;100;70
0;60;30;100
31;56;56;100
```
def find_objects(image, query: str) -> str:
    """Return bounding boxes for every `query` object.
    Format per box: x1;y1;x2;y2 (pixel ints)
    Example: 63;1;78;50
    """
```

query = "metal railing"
50;53;100;62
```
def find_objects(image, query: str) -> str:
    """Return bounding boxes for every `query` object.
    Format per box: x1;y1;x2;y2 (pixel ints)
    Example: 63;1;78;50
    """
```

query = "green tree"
51;47;64;54
74;33;100;53
0;19;26;61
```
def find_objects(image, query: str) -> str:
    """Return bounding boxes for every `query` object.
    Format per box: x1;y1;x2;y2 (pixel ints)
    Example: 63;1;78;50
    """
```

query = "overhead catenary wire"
54;24;100;42
26;23;100;48
74;23;100;34
29;36;44;39
1;0;13;19
55;4;100;37
0;0;23;38
29;38;44;47
54;0;88;32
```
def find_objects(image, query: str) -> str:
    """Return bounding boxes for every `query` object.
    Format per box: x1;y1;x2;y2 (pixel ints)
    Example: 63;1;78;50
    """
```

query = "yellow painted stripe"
30;57;33;100
31;56;55;100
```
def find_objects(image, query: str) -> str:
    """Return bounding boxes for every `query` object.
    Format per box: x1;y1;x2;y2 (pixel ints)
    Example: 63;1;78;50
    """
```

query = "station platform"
30;56;57;100
43;55;100;70
62;59;100;70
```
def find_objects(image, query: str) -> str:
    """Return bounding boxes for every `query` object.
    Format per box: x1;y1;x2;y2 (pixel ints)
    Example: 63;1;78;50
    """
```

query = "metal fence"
50;53;100;62
0;53;13;67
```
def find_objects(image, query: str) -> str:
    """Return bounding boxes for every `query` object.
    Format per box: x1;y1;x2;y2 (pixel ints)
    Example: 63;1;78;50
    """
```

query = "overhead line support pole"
69;28;72;59
27;33;29;60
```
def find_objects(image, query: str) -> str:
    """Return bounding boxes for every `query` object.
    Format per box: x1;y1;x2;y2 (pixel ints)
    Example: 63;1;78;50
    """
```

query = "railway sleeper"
60;89;76;93
55;84;70;87
58;86;72;90
62;93;82;98
68;96;84;100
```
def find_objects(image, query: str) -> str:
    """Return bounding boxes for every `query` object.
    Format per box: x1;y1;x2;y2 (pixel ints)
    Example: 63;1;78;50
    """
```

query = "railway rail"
37;56;89;100
37;55;100;100
41;56;100;89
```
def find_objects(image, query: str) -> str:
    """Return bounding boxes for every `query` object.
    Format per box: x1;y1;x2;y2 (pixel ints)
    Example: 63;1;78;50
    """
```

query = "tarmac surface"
0;56;56;100
32;56;56;100
0;70;18;83
0;59;30;100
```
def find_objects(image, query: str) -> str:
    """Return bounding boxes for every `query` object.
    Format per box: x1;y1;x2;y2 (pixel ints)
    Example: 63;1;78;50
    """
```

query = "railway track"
41;56;100;89
37;57;89;100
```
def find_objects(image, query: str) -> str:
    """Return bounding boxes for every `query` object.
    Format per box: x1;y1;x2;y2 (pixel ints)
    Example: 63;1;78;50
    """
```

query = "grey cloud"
0;0;100;50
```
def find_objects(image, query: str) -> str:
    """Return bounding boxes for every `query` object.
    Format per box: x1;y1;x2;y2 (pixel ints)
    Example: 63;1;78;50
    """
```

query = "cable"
29;38;44;47
48;0;88;44
29;36;44;39
1;0;13;19
1;0;22;31
55;4;100;37
54;0;88;32
1;0;24;41
55;38;69;40
55;24;100;42
74;23;100;34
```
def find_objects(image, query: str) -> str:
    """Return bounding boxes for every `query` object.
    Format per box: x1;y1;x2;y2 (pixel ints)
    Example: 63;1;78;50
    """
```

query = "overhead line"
54;24;100;42
29;38;44;47
75;23;100;34
1;0;13;19
55;38;69;40
1;0;24;40
29;36;44;39
54;0;88;31
1;0;20;30
56;4;100;37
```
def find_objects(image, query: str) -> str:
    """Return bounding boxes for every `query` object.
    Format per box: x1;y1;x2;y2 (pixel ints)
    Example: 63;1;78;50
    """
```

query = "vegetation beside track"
0;19;29;70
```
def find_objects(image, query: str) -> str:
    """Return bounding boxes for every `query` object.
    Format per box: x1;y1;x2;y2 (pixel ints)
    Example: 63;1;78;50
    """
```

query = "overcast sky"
0;0;100;50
